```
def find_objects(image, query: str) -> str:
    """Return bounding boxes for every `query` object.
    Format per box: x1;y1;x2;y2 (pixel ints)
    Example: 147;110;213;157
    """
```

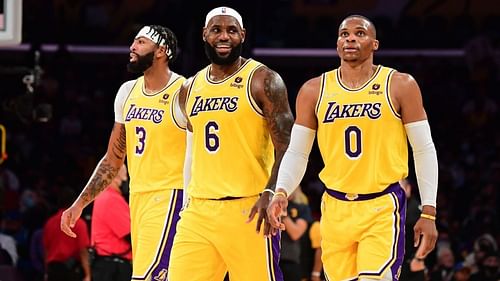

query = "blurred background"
0;0;499;280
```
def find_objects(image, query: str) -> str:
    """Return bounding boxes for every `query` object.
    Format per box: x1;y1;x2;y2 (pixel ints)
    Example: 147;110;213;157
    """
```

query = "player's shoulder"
250;62;286;92
117;79;138;94
178;75;199;102
252;60;280;78
171;72;187;83
122;78;138;86
181;75;196;90
298;75;322;99
389;70;422;103
390;71;418;88
302;75;322;91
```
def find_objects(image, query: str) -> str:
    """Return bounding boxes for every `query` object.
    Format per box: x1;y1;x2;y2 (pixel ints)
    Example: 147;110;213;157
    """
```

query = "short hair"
148;25;179;63
342;15;377;38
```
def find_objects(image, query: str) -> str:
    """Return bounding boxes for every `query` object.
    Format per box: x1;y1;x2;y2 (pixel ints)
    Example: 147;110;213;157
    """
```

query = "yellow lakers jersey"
185;59;274;199
316;65;408;194
123;75;186;193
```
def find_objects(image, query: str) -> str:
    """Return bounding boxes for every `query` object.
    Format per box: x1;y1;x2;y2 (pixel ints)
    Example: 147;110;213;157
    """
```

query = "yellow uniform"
168;59;283;281
117;73;186;280
316;66;406;280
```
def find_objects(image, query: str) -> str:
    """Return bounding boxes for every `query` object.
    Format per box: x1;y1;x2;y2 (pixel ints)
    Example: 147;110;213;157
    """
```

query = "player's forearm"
76;156;121;208
421;205;436;216
405;120;438;207
275;124;316;196
264;149;286;191
265;111;293;191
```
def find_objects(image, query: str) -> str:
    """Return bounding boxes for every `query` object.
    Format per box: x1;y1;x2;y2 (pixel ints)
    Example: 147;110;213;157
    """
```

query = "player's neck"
209;57;244;81
339;61;377;89
143;66;171;94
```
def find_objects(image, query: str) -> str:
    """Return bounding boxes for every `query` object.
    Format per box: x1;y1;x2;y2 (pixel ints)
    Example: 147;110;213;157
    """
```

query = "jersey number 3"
135;126;146;155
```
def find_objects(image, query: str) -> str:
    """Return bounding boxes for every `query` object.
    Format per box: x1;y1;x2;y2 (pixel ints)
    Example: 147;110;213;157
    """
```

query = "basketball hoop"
0;0;22;46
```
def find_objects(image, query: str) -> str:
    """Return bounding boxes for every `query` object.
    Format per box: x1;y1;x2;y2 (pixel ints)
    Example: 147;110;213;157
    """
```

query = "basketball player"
60;25;187;281
168;7;293;281
268;15;439;281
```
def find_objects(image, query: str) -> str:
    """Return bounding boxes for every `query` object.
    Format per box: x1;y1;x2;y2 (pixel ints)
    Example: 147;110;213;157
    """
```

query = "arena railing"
0;44;466;58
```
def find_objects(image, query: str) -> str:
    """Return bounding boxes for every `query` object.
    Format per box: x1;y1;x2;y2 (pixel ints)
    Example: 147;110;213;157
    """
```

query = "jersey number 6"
205;121;220;153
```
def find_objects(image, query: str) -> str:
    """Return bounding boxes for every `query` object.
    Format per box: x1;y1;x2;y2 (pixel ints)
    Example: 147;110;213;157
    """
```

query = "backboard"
0;0;22;46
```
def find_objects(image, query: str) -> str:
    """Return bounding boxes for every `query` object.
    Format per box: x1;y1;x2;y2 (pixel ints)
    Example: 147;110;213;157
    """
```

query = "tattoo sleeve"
260;68;294;190
111;123;127;160
79;123;125;206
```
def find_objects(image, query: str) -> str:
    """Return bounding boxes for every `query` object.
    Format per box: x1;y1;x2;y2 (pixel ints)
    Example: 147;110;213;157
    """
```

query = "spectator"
308;220;323;281
90;165;131;281
43;188;90;281
429;246;456;281
280;187;313;281
470;251;499;281
0;212;18;266
400;178;426;281
463;233;498;274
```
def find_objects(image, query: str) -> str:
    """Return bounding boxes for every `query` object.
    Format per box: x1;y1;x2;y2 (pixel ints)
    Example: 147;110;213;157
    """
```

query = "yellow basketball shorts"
168;195;283;281
321;183;406;281
130;188;183;281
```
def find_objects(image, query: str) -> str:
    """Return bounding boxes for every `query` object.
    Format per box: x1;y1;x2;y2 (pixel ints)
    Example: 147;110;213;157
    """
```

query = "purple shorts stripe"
131;189;182;280
151;189;183;278
267;234;284;281
390;186;406;281
358;184;406;280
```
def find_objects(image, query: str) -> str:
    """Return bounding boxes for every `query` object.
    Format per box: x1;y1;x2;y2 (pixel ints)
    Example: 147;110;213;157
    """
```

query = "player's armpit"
389;72;427;124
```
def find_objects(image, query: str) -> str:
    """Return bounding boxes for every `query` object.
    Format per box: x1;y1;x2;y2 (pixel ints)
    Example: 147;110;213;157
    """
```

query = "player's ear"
202;27;207;42
157;45;166;58
241;28;246;43
373;39;379;51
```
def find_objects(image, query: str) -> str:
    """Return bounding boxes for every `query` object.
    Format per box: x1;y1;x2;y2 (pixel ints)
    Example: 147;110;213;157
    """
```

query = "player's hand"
413;215;438;258
410;257;426;272
267;192;288;235
247;191;276;236
60;204;83;238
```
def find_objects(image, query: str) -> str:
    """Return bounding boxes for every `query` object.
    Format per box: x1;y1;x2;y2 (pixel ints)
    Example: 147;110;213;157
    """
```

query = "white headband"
205;7;243;28
135;26;166;46
135;26;172;59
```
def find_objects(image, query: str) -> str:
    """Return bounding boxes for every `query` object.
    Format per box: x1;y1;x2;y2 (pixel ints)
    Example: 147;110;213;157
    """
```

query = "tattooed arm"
61;122;127;237
247;65;294;235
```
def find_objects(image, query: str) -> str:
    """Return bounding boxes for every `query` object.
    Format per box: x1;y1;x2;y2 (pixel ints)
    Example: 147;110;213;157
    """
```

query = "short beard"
204;41;242;65
127;51;155;74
